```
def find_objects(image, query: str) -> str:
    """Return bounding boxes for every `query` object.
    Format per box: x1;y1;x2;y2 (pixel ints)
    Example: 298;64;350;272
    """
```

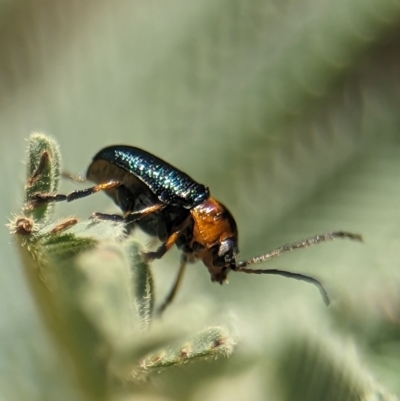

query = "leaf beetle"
33;145;362;313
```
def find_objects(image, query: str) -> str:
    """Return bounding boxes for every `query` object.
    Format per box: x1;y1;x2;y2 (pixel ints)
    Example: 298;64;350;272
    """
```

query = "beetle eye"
218;239;231;257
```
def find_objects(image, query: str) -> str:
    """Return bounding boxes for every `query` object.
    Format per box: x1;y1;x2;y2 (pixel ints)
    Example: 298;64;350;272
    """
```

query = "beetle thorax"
189;197;238;283
190;197;235;248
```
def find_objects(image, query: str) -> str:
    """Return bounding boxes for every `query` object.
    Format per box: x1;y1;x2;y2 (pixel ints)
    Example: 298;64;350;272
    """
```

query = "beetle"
33;145;362;313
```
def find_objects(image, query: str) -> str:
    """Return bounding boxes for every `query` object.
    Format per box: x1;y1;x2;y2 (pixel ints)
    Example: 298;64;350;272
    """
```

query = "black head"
202;238;239;284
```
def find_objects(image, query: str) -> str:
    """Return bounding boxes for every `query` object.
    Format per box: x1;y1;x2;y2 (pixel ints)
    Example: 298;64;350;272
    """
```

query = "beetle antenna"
235;267;330;305
237;231;362;266
235;231;362;305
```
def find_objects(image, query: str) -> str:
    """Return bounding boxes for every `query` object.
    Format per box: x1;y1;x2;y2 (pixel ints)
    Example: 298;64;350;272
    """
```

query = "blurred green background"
2;0;400;400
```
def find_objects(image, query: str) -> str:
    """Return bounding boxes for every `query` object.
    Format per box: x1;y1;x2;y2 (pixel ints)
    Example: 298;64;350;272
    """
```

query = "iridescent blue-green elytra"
86;145;209;209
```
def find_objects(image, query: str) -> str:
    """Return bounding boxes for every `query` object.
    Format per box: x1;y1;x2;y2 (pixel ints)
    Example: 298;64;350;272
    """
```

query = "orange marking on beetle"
190;197;236;249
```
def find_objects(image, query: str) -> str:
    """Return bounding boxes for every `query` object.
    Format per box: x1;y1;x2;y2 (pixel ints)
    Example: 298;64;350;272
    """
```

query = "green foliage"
276;334;396;401
8;134;234;400
23;133;61;221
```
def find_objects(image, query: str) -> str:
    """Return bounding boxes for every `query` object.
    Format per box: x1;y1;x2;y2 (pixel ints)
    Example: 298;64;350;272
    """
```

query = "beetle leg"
123;204;165;223
90;213;125;223
143;231;181;261
61;171;86;182
91;204;165;224
31;181;121;206
157;254;187;315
